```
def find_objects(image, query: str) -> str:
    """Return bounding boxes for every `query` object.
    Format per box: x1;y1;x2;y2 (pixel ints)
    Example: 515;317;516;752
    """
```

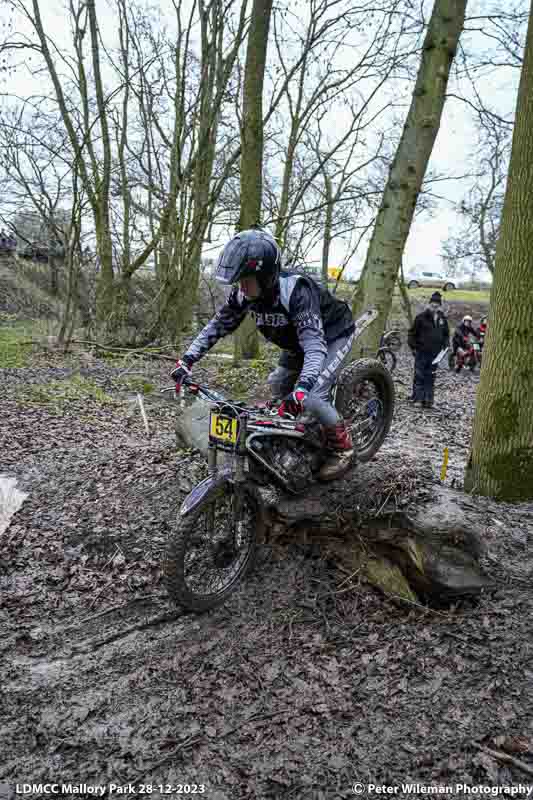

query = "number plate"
210;412;239;445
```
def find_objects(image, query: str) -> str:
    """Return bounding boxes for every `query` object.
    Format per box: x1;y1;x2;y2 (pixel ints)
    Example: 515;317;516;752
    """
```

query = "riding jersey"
452;322;479;353
184;271;354;392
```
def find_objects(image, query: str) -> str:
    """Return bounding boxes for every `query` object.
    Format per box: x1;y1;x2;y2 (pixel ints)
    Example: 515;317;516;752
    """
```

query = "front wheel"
335;358;395;462
165;483;262;612
377;347;397;373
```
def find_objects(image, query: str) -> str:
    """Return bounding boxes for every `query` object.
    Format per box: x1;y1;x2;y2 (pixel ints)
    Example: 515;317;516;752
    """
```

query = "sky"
0;0;524;282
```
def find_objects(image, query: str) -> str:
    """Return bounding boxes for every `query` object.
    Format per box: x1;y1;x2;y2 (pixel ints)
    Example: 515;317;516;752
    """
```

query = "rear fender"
180;465;234;517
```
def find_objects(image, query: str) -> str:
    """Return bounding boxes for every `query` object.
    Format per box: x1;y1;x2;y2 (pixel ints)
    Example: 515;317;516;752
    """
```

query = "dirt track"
2;346;533;800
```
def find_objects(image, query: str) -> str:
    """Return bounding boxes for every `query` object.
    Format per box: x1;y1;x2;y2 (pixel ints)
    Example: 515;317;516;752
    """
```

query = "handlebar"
161;380;297;419
161;377;228;405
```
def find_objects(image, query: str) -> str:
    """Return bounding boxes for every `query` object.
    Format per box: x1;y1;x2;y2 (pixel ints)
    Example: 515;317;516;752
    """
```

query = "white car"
406;271;456;291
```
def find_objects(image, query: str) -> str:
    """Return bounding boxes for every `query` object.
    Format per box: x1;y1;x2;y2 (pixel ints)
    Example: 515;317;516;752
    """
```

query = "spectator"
407;291;450;408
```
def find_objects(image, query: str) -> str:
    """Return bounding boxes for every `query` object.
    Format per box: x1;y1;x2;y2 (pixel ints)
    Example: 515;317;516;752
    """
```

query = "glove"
170;358;192;392
278;388;308;418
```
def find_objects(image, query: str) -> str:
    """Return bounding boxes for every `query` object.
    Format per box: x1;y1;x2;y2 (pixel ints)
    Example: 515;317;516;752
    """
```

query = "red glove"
278;388;308;417
170;358;192;392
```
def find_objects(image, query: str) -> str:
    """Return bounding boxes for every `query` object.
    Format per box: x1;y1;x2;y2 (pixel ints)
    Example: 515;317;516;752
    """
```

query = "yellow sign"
210;413;238;445
328;267;342;280
440;447;449;482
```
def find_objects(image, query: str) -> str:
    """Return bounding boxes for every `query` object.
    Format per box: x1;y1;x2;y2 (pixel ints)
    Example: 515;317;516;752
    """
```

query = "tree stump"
255;453;493;604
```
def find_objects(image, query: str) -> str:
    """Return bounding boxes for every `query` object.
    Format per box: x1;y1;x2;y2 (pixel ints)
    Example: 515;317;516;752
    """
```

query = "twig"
134;709;293;780
137;393;150;436
70;611;182;654
68;339;176;362
60;594;162;631
473;743;533;778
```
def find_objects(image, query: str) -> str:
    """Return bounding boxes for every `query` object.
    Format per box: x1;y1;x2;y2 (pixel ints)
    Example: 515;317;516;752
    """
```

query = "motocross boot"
318;420;355;481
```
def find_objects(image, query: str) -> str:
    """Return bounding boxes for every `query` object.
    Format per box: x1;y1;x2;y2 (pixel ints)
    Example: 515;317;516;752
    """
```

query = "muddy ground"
2;335;533;800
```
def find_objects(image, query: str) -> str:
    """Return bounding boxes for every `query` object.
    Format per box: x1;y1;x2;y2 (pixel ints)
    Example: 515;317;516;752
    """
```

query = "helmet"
214;229;281;292
463;315;473;324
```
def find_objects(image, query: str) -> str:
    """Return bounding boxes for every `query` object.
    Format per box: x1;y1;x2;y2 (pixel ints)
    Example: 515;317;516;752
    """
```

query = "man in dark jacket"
170;229;356;480
407;291;450;408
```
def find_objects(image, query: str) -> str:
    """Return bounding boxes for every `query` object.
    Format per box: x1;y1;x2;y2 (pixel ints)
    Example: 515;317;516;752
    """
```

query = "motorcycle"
163;309;395;612
376;329;402;373
448;334;482;372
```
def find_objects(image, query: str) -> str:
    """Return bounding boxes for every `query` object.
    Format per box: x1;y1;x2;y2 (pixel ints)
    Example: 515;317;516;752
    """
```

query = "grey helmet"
214;229;281;293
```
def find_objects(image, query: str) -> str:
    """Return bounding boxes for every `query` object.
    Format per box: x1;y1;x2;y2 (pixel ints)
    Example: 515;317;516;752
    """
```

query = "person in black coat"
407;291;450;408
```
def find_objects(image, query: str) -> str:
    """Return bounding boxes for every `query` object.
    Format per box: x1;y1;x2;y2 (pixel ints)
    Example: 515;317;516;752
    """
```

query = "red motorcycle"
448;334;482;373
478;317;487;351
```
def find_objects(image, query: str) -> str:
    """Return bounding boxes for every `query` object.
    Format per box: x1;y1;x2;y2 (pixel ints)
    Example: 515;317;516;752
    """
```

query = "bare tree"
270;0;419;251
5;0;249;340
442;109;510;277
352;0;469;354
0;102;91;337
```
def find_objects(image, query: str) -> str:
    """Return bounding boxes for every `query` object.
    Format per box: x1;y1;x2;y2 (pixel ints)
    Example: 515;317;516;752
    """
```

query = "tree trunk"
351;0;468;356
464;1;533;502
49;254;59;297
58;248;79;344
321;174;333;285
397;261;413;326
234;0;273;362
274;118;300;249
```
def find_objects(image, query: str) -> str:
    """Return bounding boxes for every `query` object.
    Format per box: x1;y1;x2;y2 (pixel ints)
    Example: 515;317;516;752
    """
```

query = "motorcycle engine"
250;435;323;493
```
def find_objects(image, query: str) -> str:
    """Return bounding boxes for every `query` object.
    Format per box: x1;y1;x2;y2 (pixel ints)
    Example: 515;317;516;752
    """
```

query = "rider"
452;315;480;372
171;228;356;480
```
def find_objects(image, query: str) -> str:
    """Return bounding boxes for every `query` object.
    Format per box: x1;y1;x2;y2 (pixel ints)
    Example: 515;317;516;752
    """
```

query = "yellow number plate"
210;413;238;445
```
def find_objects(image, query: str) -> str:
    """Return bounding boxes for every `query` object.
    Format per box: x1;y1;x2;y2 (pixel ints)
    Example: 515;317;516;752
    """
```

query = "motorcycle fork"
232;416;248;548
205;444;218;536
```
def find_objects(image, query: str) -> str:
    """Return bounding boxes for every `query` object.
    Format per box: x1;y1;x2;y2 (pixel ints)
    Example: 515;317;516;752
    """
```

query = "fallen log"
254;453;493;605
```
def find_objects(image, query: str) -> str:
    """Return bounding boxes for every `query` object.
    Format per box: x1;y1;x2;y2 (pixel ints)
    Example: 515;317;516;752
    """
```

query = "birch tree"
464;0;533;501
352;0;468;354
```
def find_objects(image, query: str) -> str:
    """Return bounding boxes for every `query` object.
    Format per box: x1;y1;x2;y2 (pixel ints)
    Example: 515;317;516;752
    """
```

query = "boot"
318;421;355;481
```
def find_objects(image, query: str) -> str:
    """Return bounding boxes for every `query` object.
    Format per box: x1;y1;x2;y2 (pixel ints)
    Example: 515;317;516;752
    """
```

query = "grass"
116;376;155;395
328;280;489;304
408;287;490;303
0;317;35;367
18;375;116;409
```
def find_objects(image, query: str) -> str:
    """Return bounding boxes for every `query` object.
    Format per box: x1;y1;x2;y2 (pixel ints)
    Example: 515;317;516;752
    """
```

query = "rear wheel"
377;347;397;373
165;484;261;612
408;280;419;289
443;282;456;292
335;358;395;462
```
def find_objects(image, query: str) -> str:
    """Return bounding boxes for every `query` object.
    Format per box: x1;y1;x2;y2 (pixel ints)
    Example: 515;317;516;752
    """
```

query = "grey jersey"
185;271;354;391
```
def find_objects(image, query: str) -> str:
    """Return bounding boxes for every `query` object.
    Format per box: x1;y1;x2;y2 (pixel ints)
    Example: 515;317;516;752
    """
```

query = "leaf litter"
1;346;533;797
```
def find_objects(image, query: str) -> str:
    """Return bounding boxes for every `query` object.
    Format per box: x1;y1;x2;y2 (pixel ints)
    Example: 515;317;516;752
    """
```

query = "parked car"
405;271;456;291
